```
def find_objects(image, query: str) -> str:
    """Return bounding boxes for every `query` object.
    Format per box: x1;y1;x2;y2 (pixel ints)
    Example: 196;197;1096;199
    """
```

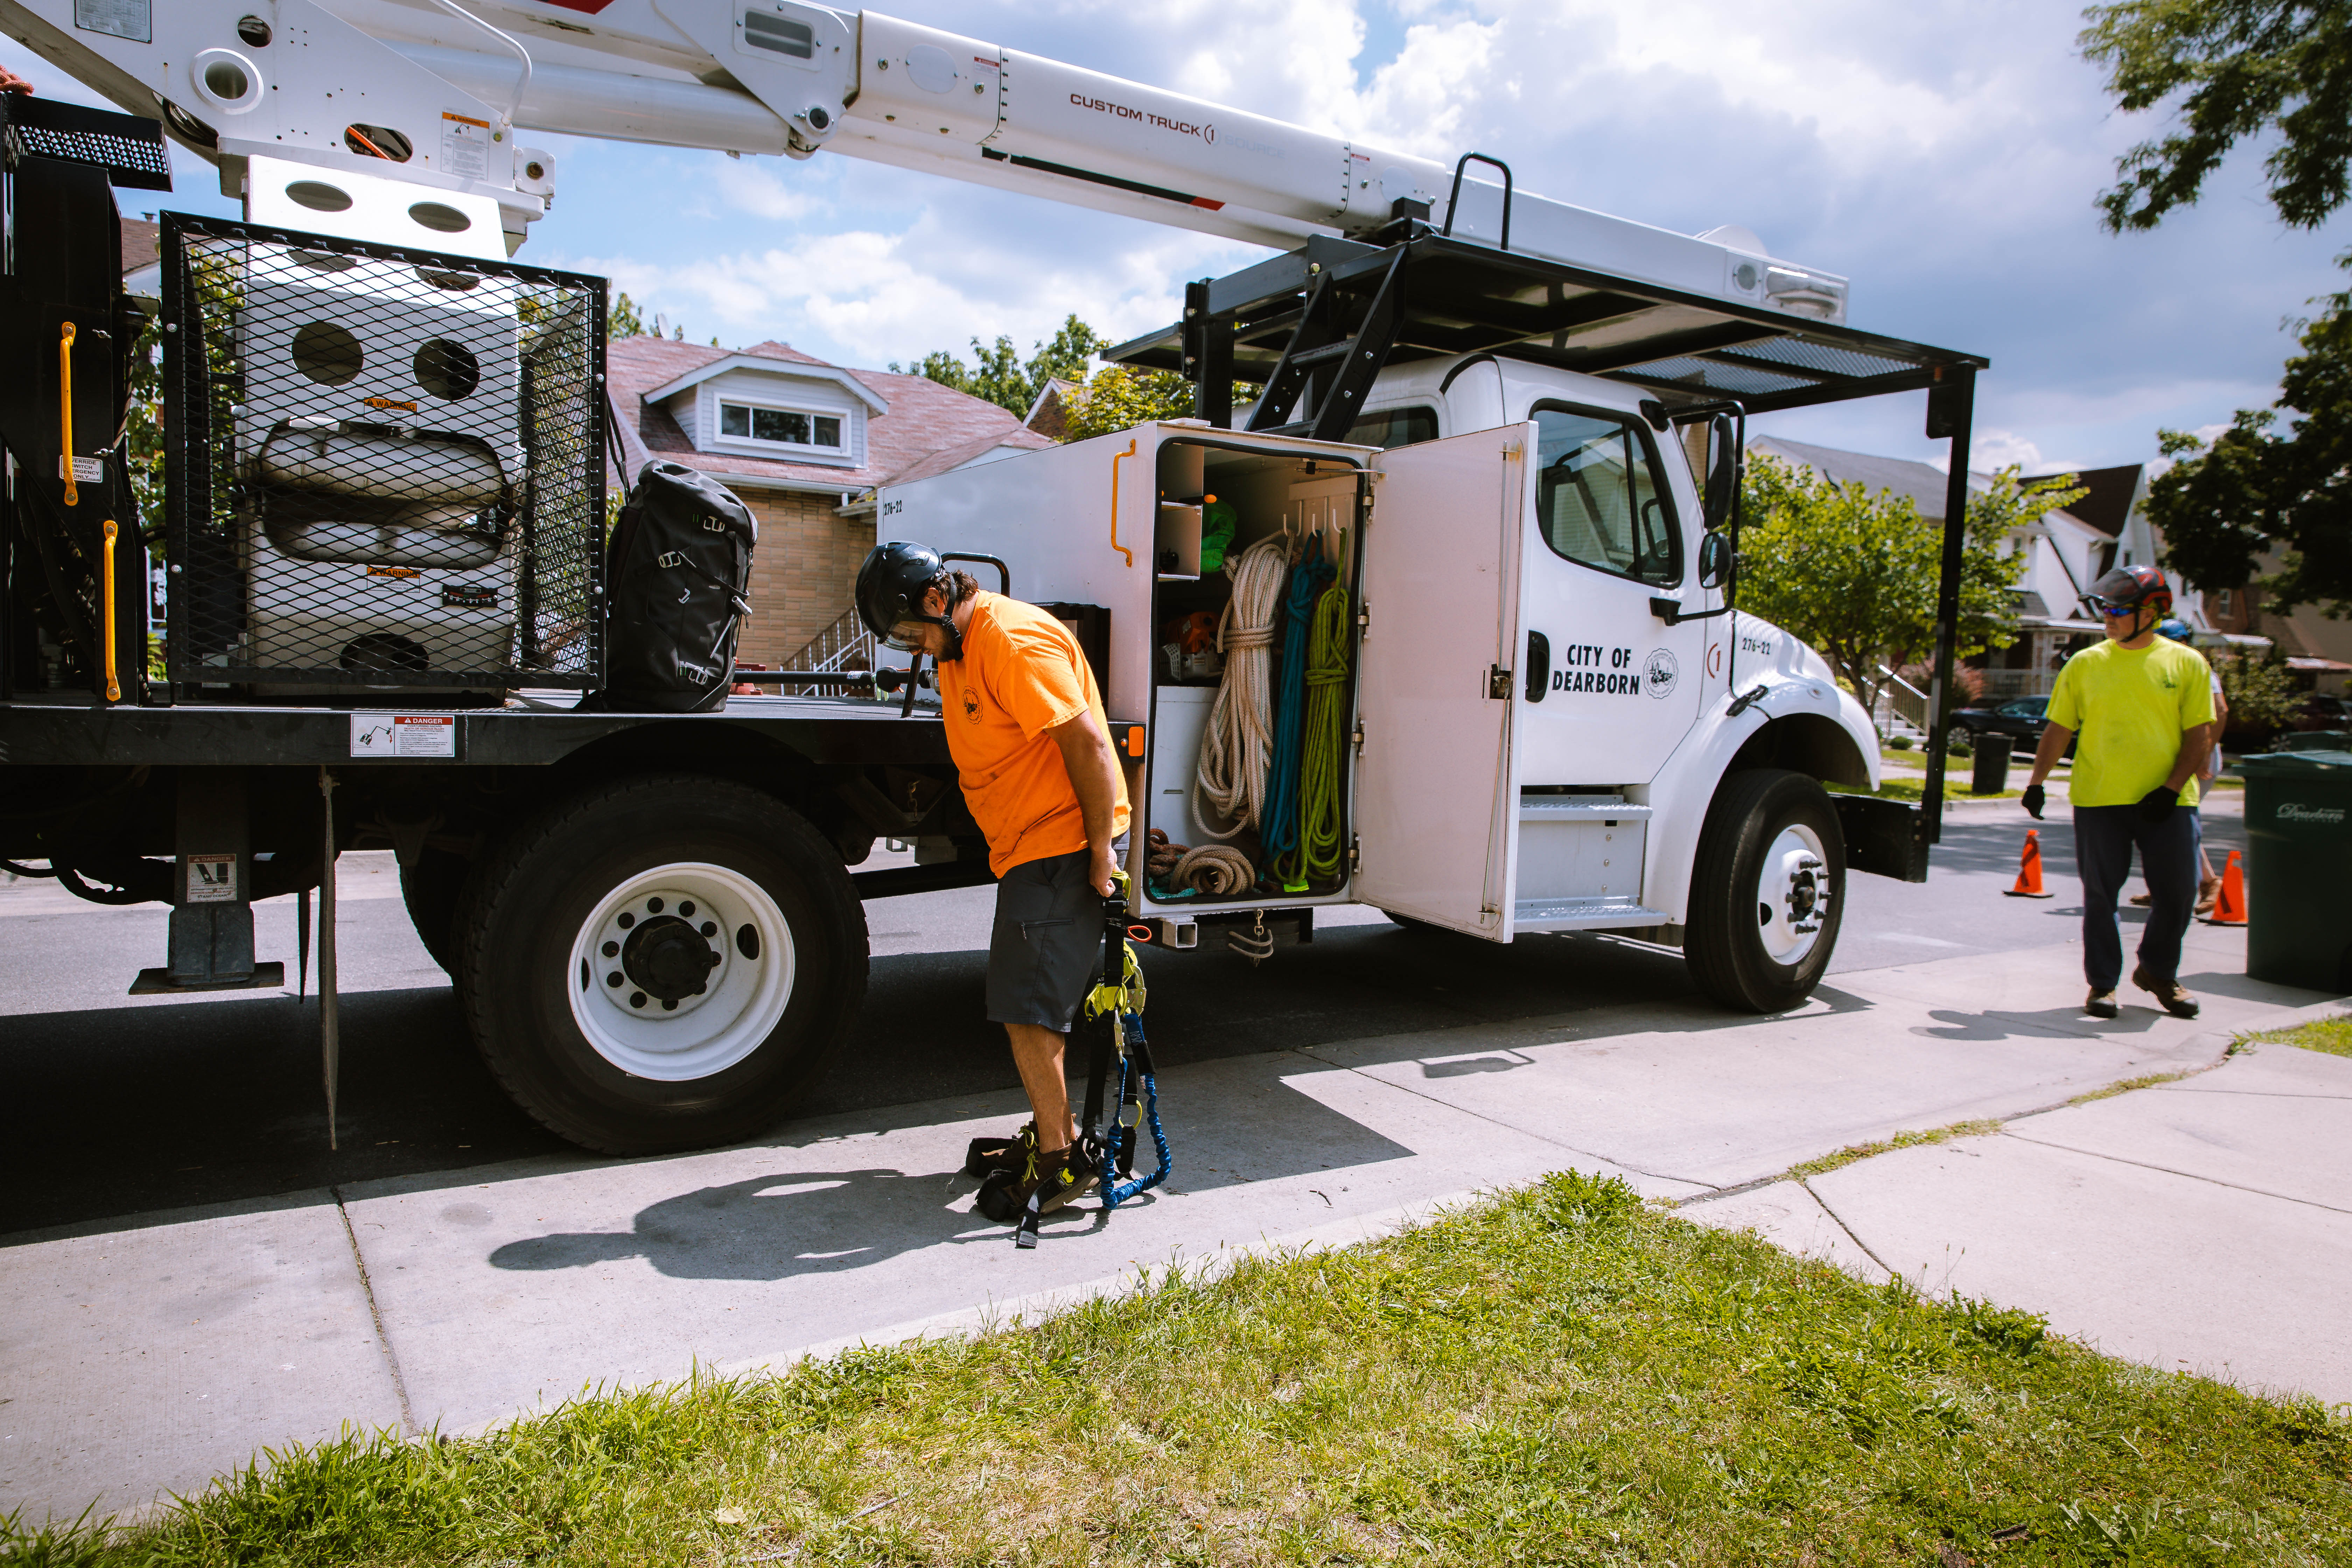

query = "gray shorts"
987;839;1124;1031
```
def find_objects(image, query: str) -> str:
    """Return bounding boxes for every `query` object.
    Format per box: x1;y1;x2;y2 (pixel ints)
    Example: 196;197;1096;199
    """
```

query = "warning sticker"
60;455;104;482
439;111;492;180
351;713;458;759
185;853;237;904
74;0;150;44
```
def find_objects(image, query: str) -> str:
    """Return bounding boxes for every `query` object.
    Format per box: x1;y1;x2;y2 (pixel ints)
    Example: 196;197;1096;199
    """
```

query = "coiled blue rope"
1260;556;1334;879
1100;1013;1171;1209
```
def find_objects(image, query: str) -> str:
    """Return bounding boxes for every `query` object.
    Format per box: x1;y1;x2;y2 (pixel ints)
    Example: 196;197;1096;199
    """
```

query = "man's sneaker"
2133;965;2202;1019
2085;989;2120;1019
1018;1144;1099;1219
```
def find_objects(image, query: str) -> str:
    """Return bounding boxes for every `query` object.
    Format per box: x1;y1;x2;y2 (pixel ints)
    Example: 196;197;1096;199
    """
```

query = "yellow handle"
1108;437;1137;568
59;322;77;506
101;518;120;702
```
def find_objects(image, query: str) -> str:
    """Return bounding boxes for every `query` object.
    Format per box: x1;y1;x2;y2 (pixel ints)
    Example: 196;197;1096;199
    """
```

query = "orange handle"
101;518;120;702
59;322;77;506
1108;436;1138;568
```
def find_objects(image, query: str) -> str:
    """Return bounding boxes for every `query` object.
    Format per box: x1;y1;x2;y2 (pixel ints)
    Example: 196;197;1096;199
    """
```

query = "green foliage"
2149;280;2352;616
607;289;648;339
19;1168;2351;1566
890;314;1107;418
2080;0;2352;232
122;313;164;553
2214;645;2306;730
1738;455;2065;713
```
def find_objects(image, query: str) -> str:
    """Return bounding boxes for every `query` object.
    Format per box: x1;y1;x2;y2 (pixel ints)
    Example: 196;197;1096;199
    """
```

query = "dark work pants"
2073;804;2198;991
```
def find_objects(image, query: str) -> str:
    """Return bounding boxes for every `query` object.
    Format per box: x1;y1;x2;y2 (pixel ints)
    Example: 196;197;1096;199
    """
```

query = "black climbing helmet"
2081;563;2172;622
855;541;956;654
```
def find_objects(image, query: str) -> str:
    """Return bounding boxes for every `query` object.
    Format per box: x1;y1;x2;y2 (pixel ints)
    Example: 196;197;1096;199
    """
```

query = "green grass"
2240;1012;2352;1059
10;1172;2347;1567
1777;1120;2005;1182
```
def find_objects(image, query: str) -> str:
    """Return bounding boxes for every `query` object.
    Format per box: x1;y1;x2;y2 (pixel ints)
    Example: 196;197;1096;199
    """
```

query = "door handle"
1522;630;1549;702
1650;596;1731;626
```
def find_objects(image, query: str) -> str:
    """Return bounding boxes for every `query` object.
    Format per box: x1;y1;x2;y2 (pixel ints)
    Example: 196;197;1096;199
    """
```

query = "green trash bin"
2235;750;2352;993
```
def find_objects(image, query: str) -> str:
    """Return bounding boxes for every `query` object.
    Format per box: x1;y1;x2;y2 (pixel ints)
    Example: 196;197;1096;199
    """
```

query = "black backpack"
586;461;756;713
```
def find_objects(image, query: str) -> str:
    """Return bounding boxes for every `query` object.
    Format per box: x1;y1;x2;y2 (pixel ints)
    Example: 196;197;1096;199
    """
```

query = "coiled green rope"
1282;575;1352;887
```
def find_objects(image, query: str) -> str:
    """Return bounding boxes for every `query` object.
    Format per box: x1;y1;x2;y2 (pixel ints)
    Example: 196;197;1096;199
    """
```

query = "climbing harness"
1063;870;1174;1244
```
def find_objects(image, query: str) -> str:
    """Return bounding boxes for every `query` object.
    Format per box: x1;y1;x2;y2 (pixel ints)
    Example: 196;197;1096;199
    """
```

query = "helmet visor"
881;619;930;653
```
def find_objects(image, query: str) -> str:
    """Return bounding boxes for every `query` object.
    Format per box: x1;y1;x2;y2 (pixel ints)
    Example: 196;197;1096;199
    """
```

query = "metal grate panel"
163;216;605;692
0;95;172;190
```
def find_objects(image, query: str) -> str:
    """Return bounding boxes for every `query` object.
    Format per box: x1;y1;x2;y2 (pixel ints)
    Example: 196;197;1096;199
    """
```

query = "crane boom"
0;0;1848;319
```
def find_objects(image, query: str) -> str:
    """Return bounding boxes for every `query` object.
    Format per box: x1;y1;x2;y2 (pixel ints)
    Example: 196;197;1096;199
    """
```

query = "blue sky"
14;0;2347;476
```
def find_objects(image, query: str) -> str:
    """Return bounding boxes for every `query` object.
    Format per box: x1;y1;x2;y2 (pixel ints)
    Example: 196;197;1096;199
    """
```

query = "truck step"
1512;897;1671;931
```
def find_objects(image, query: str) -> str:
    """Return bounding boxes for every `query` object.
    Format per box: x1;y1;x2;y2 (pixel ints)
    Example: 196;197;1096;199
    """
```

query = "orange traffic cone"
2003;828;2056;898
2204;849;2248;925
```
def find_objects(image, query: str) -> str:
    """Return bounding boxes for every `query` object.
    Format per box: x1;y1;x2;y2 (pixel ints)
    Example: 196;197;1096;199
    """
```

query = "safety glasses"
2081;595;2139;620
883;622;928;653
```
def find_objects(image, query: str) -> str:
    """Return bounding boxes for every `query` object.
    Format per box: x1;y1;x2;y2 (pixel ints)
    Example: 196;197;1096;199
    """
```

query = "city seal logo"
1643;648;1679;699
961;686;982;723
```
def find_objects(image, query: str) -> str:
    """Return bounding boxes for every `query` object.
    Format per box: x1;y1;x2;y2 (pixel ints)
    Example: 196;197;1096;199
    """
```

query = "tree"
2080;0;2352;233
608;290;649;339
1737;456;2075;716
2214;645;2306;734
2149;279;2352;614
890;314;1106;417
1060;365;1208;441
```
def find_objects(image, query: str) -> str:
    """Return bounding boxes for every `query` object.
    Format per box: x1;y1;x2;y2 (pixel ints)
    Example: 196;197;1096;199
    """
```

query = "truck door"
1511;401;1707;784
1350;424;1533;940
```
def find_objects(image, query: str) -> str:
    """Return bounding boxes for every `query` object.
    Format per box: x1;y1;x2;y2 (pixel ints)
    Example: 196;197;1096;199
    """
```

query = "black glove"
2137;787;2177;824
2020;783;2045;820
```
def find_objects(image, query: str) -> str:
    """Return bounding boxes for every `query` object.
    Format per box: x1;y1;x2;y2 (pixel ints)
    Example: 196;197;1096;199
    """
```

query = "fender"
1633;616;1877;925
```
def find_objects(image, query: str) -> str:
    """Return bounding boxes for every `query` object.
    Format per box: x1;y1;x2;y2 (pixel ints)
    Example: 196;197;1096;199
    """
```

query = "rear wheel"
398;847;469;975
1685;768;1845;1013
458;775;868;1153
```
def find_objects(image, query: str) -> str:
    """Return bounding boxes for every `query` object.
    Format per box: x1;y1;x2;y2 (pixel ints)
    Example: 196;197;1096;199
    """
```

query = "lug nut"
607;971;623;987
602;940;618;958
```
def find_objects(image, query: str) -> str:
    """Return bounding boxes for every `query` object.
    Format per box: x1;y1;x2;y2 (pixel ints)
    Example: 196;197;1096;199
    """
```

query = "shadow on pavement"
1;923;1688;1239
1908;1005;2158;1043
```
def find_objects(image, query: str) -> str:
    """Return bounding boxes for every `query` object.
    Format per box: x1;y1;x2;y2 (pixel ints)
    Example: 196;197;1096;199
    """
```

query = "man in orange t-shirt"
855;543;1129;1216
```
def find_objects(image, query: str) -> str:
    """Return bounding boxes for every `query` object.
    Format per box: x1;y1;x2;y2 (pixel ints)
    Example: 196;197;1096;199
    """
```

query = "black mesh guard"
162;215;606;693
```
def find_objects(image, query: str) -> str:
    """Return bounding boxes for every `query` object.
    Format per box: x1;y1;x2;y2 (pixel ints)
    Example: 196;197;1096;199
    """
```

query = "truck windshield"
1532;405;1679;587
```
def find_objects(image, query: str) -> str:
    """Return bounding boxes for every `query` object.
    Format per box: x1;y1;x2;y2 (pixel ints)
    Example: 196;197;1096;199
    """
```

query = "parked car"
1953;696;2051;743
2291;693;2352;732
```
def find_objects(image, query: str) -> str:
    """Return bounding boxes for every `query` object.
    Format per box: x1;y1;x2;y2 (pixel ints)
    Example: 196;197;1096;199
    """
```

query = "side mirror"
1698;529;1733;589
1702;413;1738;532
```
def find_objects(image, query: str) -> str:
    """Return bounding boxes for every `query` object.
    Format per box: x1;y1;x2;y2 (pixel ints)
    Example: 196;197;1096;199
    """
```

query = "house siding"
700;369;863;468
733;487;878;667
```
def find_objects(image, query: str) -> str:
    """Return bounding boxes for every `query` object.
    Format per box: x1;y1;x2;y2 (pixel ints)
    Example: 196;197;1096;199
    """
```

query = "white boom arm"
0;0;1848;317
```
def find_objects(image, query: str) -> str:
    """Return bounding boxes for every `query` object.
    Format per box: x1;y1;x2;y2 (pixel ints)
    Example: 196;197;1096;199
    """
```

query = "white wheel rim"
1755;824;1830;966
566;861;795;1081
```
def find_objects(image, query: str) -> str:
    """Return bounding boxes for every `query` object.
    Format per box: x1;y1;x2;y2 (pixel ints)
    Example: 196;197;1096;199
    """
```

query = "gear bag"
584;461;755;712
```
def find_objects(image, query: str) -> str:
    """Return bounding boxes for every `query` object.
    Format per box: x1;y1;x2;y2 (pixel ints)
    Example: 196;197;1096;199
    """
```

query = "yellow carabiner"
59;322;78;506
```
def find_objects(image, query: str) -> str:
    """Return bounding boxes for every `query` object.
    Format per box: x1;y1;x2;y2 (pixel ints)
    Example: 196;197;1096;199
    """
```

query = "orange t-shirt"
939;593;1130;876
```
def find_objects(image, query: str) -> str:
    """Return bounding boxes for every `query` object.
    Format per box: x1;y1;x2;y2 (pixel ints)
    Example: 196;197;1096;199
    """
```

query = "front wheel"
458;775;868;1153
1685;768;1845;1013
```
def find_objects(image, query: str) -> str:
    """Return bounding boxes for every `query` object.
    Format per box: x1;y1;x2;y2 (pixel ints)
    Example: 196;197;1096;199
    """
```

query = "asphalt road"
0;796;2248;1239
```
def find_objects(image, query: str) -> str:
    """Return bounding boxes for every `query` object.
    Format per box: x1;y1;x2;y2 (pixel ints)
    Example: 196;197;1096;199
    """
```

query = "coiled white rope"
1192;535;1287;840
1171;843;1255;895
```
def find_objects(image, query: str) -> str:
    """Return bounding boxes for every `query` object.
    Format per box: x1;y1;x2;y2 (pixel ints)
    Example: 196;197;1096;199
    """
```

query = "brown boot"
2132;965;2201;1019
2085;989;2119;1020
2194;875;2221;918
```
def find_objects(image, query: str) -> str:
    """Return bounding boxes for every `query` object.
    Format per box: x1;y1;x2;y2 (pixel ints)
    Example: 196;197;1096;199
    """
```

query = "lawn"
2244;1011;2352;1059
10;1171;2346;1567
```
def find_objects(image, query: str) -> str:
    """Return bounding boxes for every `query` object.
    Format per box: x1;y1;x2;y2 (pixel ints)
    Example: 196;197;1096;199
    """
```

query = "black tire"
1685;768;1846;1014
399;847;469;975
457;775;868;1154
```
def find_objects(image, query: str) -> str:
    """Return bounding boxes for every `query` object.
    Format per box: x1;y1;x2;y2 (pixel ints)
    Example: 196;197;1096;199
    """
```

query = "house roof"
121;216;158;279
606;337;1054;495
642;349;889;414
2053;463;2143;538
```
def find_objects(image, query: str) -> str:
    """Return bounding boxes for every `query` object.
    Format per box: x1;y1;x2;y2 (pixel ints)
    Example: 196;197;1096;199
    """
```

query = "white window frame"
713;394;848;458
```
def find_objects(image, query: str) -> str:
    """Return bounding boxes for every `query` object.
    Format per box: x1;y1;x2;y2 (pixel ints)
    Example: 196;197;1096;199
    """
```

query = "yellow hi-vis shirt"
2047;638;2216;808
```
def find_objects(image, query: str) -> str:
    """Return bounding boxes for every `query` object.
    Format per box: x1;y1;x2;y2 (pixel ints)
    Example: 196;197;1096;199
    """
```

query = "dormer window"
719;399;842;451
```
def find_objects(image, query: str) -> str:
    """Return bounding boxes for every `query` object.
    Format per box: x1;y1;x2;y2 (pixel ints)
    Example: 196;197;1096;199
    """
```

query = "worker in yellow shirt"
855;542;1131;1226
2021;566;2214;1020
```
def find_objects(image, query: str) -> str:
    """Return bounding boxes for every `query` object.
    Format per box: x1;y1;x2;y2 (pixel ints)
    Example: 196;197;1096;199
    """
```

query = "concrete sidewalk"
3;918;2343;1525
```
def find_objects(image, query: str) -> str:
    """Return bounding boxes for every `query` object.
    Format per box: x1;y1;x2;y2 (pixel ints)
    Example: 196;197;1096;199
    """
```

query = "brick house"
603;337;1053;666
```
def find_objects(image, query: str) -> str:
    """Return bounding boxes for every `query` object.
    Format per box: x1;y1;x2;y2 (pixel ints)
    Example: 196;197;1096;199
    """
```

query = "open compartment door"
1351;424;1532;939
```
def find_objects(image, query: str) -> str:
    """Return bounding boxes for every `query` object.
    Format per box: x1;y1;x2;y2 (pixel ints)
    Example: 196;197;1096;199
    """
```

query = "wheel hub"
621;914;720;1001
567;864;795;1081
1754;826;1831;966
